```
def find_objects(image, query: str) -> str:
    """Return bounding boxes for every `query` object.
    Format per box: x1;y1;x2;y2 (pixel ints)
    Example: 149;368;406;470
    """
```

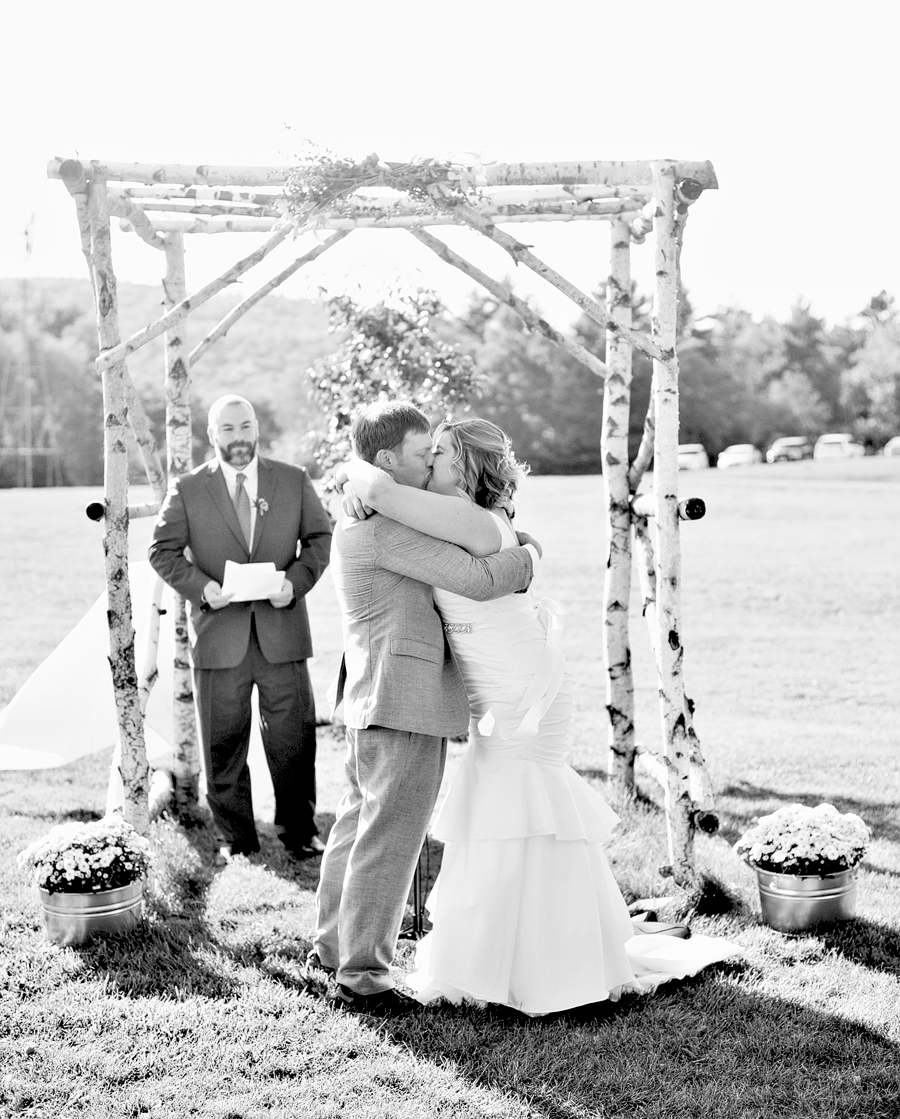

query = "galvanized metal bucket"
756;868;857;933
39;879;144;947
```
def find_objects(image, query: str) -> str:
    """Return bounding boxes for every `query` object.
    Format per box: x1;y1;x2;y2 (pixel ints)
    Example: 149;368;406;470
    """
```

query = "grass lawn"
1;458;898;1118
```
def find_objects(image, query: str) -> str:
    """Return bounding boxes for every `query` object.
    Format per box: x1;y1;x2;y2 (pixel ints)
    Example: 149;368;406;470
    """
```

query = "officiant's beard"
219;439;256;468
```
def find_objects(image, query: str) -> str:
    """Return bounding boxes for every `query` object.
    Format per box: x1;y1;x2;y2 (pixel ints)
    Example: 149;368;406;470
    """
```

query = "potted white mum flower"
17;816;152;946
734;802;869;932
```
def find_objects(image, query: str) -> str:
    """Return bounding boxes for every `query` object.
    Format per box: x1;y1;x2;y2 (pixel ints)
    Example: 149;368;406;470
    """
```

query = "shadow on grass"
816;917;900;976
716;782;900;847
382;977;900;1119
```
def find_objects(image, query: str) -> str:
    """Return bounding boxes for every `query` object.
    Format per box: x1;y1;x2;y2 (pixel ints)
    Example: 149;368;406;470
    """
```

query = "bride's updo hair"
434;418;529;512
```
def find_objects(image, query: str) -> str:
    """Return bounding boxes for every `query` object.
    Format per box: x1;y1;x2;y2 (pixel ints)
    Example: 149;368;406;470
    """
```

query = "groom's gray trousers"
313;726;447;995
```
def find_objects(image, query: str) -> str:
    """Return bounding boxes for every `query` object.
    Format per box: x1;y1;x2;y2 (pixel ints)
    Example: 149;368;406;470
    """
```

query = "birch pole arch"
48;153;719;896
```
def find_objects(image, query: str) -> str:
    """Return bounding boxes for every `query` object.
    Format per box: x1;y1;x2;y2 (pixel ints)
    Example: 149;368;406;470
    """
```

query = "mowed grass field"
0;457;898;1119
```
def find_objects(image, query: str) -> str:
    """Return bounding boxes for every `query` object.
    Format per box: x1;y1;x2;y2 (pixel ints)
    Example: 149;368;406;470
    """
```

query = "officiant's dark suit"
149;395;332;858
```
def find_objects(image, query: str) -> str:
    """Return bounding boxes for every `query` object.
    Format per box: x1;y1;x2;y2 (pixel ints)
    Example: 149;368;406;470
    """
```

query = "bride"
339;417;740;1015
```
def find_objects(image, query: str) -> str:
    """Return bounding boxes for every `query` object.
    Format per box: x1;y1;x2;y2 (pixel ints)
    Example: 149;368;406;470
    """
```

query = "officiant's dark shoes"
282;834;326;860
332;984;417;1017
216;842;260;865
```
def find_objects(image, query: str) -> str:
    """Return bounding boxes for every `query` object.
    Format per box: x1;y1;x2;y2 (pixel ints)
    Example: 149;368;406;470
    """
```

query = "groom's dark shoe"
332;984;417;1017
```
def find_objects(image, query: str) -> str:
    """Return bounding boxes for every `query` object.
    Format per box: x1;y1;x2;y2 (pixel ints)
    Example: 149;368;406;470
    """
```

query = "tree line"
1;278;897;486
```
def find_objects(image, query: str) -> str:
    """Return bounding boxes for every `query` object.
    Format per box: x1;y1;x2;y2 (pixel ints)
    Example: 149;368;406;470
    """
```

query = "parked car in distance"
677;443;710;470
717;443;763;468
766;435;813;463
813;433;865;460
883;435;900;457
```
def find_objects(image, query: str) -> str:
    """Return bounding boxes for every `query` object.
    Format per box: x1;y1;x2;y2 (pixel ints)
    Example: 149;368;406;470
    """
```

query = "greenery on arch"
284;145;483;223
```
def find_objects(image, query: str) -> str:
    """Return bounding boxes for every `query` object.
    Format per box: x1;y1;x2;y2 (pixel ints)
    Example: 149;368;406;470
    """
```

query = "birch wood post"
603;218;637;788
105;574;170;818
57;160;95;294
161;233;202;812
86;177;150;835
632;514;718;832
408;228;608;381
649;163;695;890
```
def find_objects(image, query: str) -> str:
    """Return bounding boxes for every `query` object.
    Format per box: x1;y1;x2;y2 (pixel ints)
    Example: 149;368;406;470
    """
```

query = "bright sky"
2;0;897;330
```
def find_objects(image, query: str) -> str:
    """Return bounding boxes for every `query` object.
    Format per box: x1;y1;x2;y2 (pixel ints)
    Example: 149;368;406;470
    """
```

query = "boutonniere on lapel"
254;497;269;518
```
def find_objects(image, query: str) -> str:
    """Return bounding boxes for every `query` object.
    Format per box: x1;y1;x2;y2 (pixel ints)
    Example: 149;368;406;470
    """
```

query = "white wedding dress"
408;511;741;1015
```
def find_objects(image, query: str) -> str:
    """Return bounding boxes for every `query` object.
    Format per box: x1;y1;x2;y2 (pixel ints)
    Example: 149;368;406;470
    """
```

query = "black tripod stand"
399;844;427;940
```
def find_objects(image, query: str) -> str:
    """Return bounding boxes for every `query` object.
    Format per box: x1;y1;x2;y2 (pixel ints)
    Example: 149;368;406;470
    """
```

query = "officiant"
149;394;333;862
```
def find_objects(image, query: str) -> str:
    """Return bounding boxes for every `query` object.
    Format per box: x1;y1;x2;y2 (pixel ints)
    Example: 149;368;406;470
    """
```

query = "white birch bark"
649;162;697;889
57;160;95;290
603;219;636;789
633;512;717;826
143;211;635;233
118;199;280;216
408;228;608;381
106;193;166;249
108;184;285;204
48;157;718;191
162;234;201;812
631;493;706;522
87;177;150;835
122;216;279;235
95;225;291;371
189;231;350;367
123;377;166;500
128;501;162;520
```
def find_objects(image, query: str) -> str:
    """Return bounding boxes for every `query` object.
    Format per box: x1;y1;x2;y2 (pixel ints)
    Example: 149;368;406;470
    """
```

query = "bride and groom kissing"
307;400;741;1018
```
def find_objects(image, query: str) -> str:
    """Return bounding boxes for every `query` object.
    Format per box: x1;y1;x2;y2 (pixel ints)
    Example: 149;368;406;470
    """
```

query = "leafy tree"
843;292;900;445
304;289;482;475
0;329;104;487
778;300;846;424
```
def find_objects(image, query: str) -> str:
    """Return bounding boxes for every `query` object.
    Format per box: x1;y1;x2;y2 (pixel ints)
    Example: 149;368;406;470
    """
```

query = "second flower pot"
756;867;857;933
38;879;144;947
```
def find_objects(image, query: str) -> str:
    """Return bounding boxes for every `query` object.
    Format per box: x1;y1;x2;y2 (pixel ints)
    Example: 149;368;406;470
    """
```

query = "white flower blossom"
17;816;153;892
734;802;870;875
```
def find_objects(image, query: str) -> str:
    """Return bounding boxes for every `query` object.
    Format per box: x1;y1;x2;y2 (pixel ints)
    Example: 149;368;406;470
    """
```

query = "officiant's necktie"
234;472;252;549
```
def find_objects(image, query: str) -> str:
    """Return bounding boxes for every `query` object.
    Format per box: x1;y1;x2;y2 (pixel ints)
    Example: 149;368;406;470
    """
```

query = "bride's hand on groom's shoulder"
515;530;542;559
341;487;374;521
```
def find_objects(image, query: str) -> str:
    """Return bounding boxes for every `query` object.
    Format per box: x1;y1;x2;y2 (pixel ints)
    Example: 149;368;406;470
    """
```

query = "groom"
308;401;540;1016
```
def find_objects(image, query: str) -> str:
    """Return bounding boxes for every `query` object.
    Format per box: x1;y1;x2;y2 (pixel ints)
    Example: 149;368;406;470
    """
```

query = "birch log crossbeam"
634;751;719;834
47;157;718;190
632;494;706;521
189;231;350;367
408;228;608;381
85;500;162;522
447;203;666;363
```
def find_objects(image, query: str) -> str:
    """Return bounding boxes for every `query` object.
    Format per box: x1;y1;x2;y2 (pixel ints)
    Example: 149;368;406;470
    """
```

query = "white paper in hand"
221;560;285;602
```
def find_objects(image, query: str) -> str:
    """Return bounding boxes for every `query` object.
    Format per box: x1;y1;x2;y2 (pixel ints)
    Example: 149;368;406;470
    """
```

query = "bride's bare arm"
340;458;502;556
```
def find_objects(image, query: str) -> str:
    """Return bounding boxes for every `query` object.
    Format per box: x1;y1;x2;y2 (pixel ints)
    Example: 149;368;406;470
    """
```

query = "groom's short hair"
351;401;430;464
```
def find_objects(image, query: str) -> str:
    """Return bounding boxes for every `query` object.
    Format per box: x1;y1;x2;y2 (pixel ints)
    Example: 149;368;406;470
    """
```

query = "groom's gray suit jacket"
331;512;534;739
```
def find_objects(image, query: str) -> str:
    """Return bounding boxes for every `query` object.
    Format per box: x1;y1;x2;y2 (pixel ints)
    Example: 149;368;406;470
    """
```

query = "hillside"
1;277;338;427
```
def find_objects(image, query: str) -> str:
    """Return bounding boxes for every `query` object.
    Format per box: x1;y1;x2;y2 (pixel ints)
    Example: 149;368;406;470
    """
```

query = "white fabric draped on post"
0;562;275;818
